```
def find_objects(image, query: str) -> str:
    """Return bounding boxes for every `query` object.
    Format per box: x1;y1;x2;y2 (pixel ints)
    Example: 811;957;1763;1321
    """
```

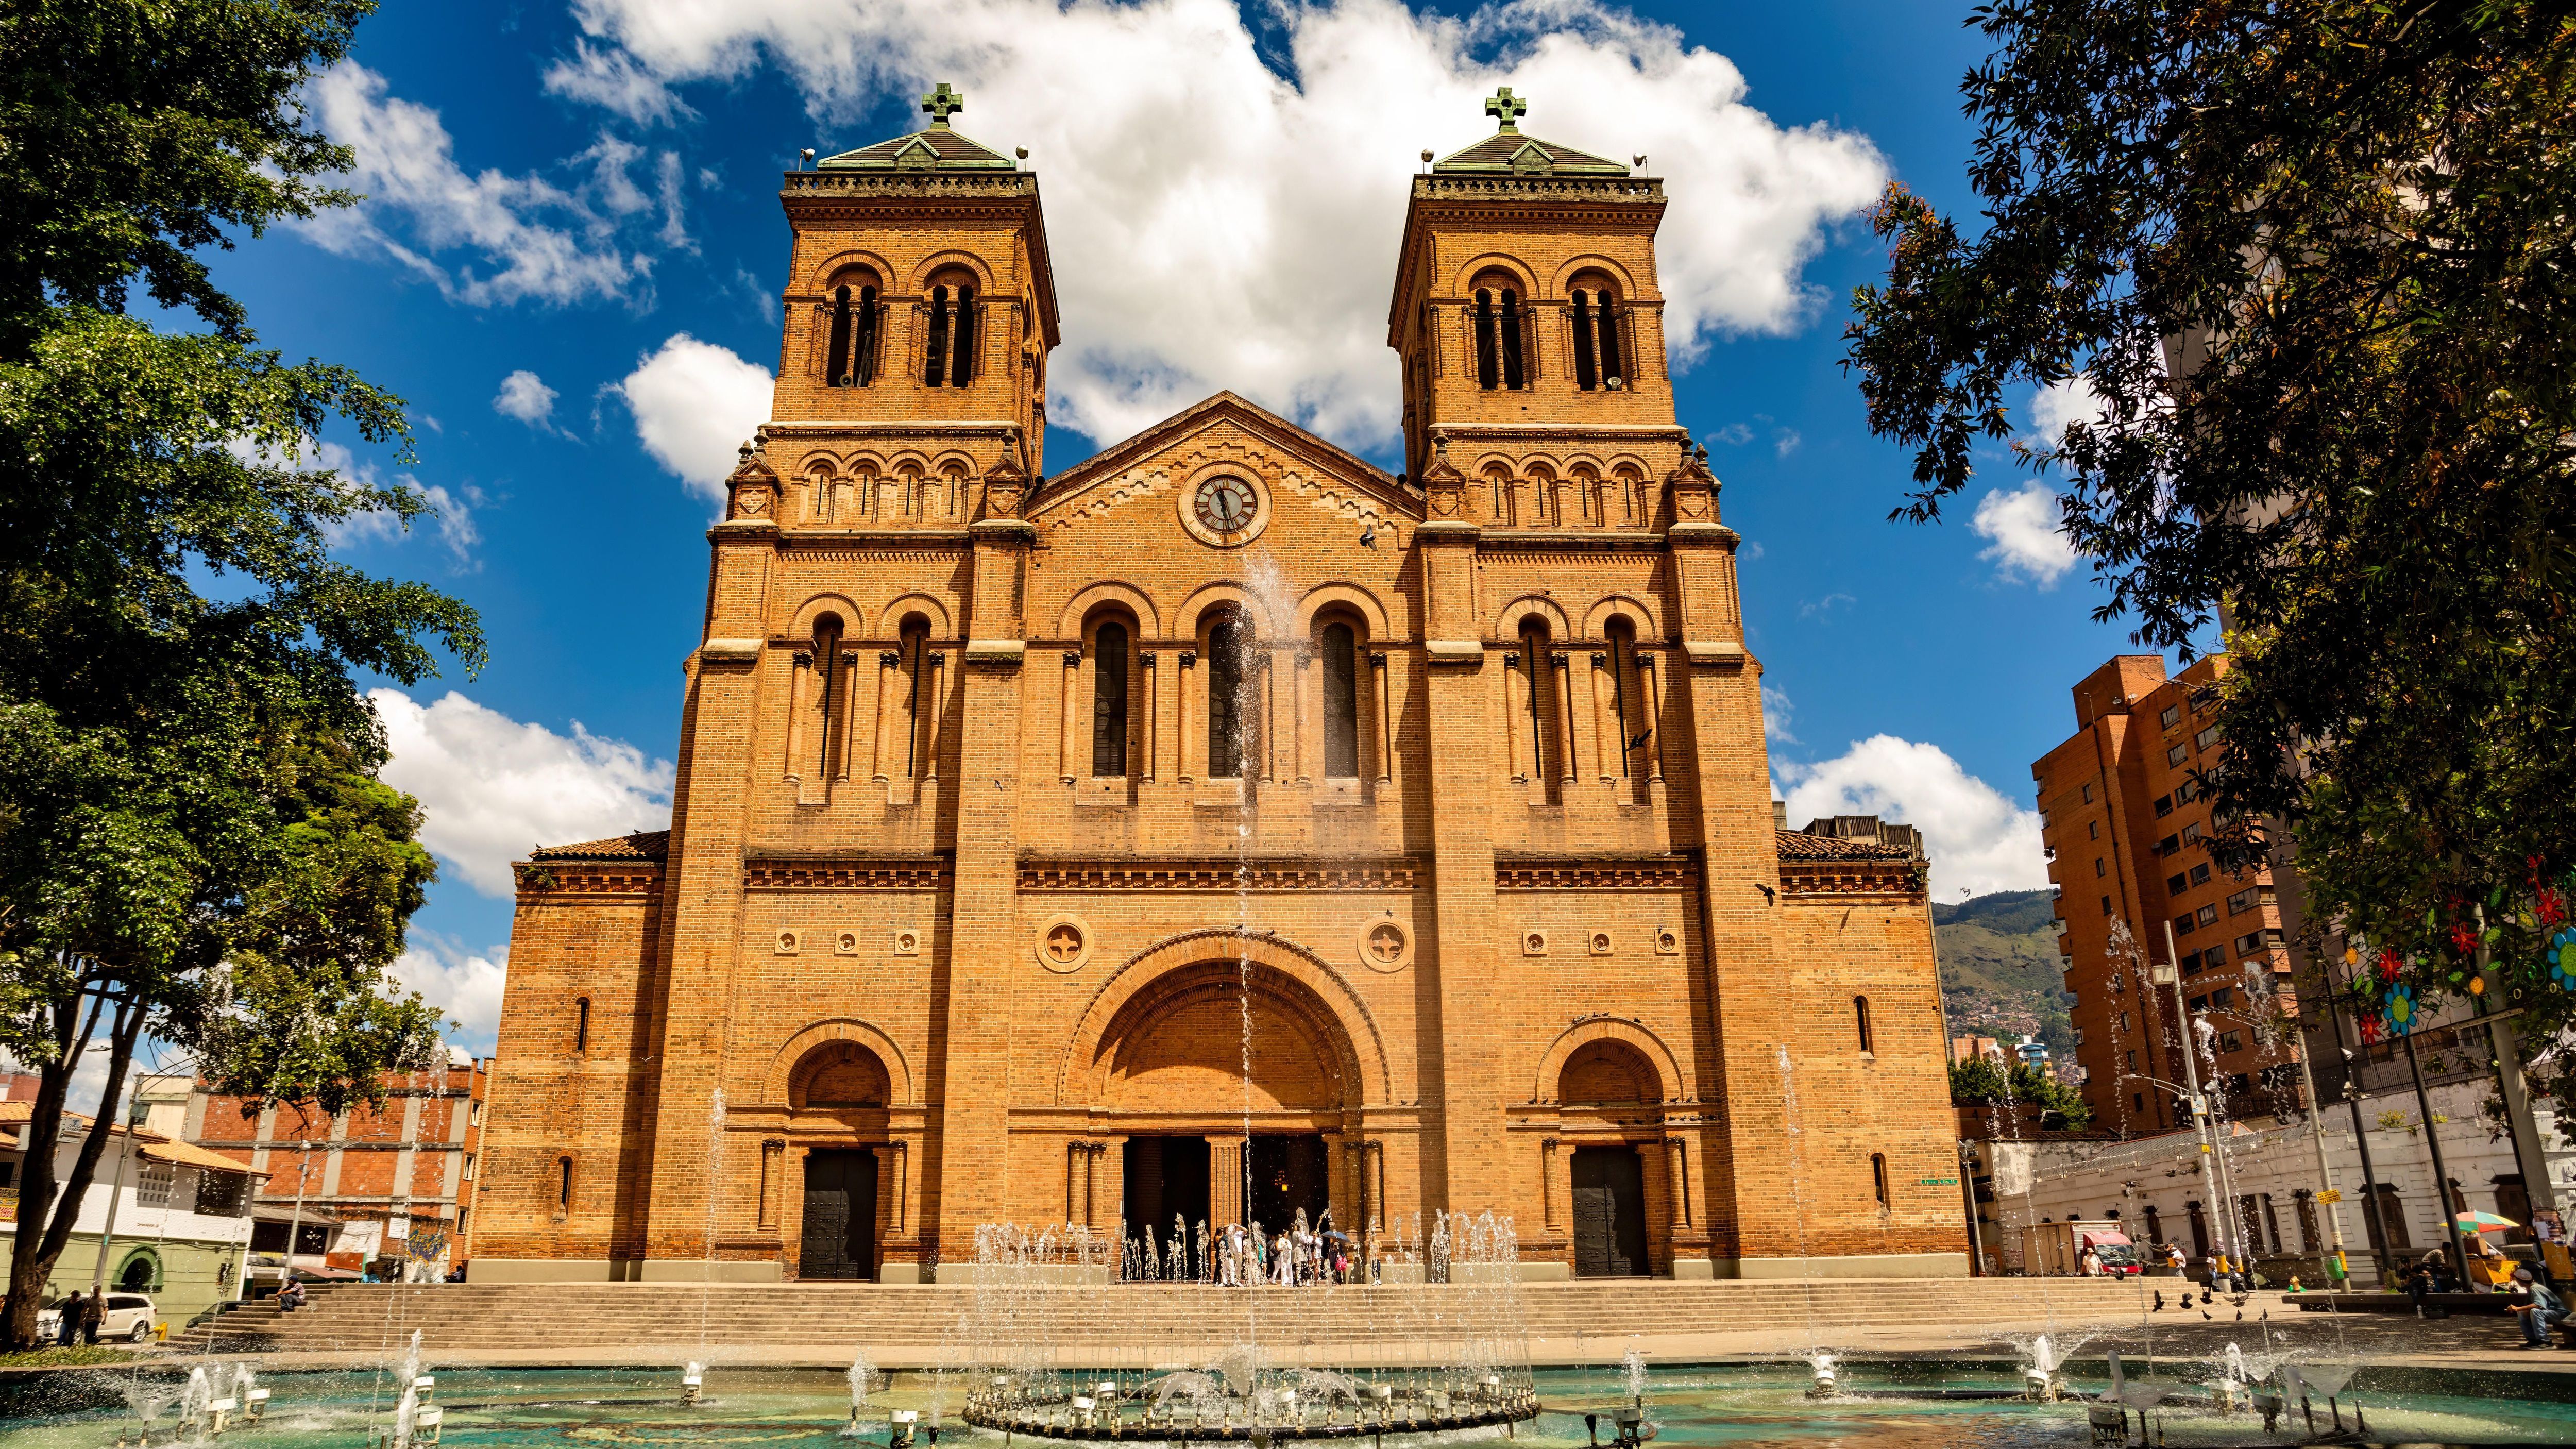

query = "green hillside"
1934;889;2075;1060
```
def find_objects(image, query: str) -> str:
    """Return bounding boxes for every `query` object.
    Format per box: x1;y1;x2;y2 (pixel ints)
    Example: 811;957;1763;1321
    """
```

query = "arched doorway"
1558;1040;1660;1277
787;1041;892;1279
1080;955;1366;1256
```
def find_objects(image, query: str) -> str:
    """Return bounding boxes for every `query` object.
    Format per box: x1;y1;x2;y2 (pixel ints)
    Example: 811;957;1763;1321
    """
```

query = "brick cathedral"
477;88;1963;1283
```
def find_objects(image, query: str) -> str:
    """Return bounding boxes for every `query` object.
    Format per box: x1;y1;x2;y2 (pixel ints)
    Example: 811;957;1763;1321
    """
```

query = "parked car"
35;1292;159;1343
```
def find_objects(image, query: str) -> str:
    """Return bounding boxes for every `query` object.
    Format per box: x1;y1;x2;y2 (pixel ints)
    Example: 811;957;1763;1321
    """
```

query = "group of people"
48;1290;104;1345
1213;1219;1360;1286
1125;1212;1366;1286
2396;1241;2566;1349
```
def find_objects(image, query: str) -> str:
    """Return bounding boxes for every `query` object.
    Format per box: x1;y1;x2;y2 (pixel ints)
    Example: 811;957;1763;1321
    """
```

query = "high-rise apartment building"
2033;656;2297;1132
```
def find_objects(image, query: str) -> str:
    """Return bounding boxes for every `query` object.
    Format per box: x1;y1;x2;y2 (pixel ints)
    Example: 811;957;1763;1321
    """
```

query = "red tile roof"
1775;830;1918;862
528;830;671;863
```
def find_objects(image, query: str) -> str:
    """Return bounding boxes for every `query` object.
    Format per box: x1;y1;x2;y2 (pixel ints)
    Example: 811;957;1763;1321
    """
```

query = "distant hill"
1934;889;2075;1060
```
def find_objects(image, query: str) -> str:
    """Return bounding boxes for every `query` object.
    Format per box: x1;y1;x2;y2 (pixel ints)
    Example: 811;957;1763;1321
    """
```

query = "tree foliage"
0;0;482;1348
1950;1054;2096;1129
1845;2;2576;1036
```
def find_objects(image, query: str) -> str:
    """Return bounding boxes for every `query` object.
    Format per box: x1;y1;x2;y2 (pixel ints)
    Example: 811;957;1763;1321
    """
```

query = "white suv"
35;1292;158;1343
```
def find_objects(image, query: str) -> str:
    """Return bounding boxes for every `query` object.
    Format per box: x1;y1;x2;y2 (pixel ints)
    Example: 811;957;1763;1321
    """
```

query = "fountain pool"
3;1361;2572;1449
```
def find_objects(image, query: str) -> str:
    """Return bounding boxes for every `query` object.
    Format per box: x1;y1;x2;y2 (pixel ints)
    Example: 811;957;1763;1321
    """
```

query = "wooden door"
799;1149;879;1280
1571;1147;1648;1277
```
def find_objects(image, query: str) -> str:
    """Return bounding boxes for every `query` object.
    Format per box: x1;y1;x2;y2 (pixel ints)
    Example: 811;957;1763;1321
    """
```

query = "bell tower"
749;82;1061;527
1388;89;1682;510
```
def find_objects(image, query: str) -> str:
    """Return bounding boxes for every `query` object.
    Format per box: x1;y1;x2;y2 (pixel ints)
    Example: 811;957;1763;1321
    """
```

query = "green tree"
1950;1055;2095;1130
0;1;482;1347
1845;3;2576;1035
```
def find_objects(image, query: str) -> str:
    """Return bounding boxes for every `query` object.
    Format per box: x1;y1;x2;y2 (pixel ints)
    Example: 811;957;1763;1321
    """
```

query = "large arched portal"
1074;951;1371;1261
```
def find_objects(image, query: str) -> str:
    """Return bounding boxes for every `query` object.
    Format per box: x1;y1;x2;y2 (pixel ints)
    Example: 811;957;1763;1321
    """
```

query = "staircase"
172;1278;2151;1362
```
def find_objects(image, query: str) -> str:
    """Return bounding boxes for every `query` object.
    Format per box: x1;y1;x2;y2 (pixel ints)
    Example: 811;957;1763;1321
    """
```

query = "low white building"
1966;1073;2572;1286
0;1101;264;1329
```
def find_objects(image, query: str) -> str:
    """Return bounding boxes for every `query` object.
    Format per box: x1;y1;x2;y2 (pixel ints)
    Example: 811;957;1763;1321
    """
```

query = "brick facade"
2033;655;2298;1130
478;97;1962;1282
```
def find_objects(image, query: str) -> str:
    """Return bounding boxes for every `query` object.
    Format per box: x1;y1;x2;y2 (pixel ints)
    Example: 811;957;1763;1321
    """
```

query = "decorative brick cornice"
1018;856;1420;891
744;856;954;891
1494;854;1700;891
513;862;664;904
1777;859;1926;902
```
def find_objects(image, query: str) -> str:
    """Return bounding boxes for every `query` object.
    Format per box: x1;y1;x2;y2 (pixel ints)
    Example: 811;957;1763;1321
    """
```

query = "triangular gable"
1509;140;1556;173
1031;392;1420;525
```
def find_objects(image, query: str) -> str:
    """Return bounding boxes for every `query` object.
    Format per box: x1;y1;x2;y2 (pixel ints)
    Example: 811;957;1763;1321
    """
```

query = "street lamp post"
2156;921;2248;1275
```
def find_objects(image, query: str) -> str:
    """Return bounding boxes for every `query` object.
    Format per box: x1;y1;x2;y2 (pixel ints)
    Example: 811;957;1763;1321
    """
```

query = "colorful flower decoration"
2450;921;2479;955
2377;949;2404;984
2540;887;2566;929
2381;983;2417;1036
2549;927;2576;990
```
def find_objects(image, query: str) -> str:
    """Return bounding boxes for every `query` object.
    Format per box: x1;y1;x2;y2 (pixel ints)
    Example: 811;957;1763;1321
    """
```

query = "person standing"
55;1292;83;1347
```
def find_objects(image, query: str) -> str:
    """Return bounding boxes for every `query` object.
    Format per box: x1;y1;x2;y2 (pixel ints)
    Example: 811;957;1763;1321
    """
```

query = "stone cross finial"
1485;87;1528;132
921;82;964;127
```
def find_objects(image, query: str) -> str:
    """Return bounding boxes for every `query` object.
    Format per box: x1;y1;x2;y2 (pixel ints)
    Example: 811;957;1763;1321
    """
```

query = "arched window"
811;615;845;779
948;282;977;386
826;284;853;385
1473;288;1500;390
1518;619;1553;782
1854;995;1875;1054
1207;616;1251;779
556;1156;575;1213
573;997;590;1055
1092;621;1130;777
924;285;952;386
1870;1153;1890;1208
1571;289;1599;390
901;618;931;778
1596;292;1626;386
1497;287;1527;388
1605;617;1639;779
1320;621;1359;778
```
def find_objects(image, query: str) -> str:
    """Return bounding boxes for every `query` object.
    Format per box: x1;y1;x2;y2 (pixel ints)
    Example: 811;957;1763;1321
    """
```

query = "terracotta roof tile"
1775;829;1918;862
1432;131;1627;176
818;127;1014;172
529;829;671;863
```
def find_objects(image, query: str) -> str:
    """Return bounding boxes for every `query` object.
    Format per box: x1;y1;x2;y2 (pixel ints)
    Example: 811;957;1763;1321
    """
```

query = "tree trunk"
1;992;138;1350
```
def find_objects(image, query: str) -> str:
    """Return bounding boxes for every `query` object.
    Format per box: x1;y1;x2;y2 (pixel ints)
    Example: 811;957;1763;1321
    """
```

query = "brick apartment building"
186;1049;486;1280
476;88;1963;1284
2033;656;2298;1132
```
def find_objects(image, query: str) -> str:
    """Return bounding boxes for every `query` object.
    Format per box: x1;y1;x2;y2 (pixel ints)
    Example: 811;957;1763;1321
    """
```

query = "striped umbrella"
2454;1211;2520;1233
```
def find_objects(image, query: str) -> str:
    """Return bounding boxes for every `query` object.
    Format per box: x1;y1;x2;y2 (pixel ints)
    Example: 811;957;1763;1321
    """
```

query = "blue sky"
202;0;2180;1051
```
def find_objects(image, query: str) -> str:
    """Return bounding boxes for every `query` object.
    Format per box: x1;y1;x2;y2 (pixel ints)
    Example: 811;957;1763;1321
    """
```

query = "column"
785;651;812;787
759;1140;784;1228
1639;653;1665;784
838;651;861;782
1209;1137;1246;1227
1540;1138;1561;1232
1371;652;1393;785
923;651;947;780
1553;652;1580;786
1067;1140;1087;1225
1178;652;1199;783
1589;651;1616;784
1665;1136;1692;1228
1140;653;1160;782
1296;648;1316;785
1503;651;1526;783
872;651;899;783
1059;648;1081;783
1258;650;1278;784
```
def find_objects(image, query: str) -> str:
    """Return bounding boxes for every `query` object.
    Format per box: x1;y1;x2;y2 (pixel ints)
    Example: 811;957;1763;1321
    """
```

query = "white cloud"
493;369;561;428
370;688;673;897
1971;479;2078;587
391;933;511;1055
297;62;672;307
544;0;1887;449
1760;684;1794;743
1709;422;1754;446
1778;735;2047;899
612;333;776;504
2025;375;2102;444
1773;427;1802;457
1797;591;1854;620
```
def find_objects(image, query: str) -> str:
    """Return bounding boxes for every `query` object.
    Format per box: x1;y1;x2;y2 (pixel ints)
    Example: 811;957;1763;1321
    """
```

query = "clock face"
1194;476;1256;534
